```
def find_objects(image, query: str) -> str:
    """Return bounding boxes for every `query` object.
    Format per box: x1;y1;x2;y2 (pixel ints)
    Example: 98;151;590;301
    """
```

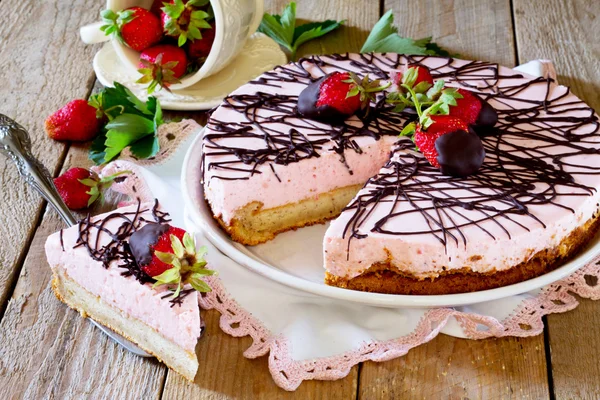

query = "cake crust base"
326;212;600;295
51;267;198;381
215;184;363;246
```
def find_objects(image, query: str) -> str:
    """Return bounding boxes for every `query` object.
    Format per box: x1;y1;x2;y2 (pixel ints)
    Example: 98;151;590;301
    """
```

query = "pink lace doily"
97;122;600;391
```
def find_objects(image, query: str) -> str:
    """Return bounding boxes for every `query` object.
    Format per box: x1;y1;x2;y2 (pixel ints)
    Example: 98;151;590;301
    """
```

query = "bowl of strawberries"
81;0;264;92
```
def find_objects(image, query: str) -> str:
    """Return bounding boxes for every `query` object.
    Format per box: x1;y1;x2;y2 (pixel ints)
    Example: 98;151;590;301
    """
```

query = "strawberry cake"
201;53;600;295
45;200;214;380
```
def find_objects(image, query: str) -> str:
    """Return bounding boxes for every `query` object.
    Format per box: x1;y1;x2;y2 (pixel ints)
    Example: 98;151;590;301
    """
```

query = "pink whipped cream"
45;203;201;352
324;58;600;279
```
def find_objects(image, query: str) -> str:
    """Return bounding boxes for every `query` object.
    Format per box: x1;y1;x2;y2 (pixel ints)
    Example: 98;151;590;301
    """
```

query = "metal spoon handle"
0;113;151;357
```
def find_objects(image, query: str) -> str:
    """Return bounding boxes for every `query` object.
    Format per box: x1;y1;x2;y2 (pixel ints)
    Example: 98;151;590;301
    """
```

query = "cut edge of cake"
213;184;363;245
325;211;600;295
50;266;198;381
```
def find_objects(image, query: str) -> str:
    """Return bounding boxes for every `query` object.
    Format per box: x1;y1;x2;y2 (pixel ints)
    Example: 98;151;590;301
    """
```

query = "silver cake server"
0;113;152;358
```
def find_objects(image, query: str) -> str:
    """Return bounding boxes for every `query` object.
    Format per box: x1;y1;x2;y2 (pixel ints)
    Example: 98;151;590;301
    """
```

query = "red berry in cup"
137;44;188;93
101;7;163;52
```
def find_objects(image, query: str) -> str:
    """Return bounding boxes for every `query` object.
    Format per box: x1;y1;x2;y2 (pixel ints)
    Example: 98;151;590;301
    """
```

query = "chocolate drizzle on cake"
203;53;600;251
73;199;177;291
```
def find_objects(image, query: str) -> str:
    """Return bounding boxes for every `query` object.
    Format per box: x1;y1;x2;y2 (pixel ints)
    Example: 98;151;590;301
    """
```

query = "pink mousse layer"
202;57;399;225
324;59;600;280
45;203;201;352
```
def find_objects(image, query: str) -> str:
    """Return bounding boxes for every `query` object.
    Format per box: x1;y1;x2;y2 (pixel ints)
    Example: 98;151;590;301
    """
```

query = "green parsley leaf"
361;10;451;56
258;2;343;60
400;122;416;137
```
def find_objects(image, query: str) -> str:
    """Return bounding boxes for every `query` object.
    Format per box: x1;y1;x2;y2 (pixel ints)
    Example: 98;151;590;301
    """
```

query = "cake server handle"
0;114;152;358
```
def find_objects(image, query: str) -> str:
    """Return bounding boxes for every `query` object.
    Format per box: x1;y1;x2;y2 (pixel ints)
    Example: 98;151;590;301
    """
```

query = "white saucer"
93;33;287;110
182;128;600;309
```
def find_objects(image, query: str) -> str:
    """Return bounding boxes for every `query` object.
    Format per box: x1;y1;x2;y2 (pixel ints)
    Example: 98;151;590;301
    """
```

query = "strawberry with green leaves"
298;71;390;122
396;75;486;177
392;64;434;87
448;88;498;132
53;168;129;210
129;224;216;298
45;99;102;142
137;44;188;93
186;22;215;60
101;7;163;52
161;0;212;47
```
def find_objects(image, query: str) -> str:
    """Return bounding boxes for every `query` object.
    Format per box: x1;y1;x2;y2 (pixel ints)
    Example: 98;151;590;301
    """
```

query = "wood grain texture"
383;0;516;67
357;1;550;398
162;309;358;400
161;0;378;397
263;0;380;57
0;0;100;315
0;147;167;400
514;1;600;398
358;335;549;399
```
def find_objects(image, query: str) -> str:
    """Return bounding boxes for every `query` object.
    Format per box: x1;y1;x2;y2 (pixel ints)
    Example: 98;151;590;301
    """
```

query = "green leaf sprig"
79;170;131;207
389;67;463;137
258;2;344;60
162;0;212;47
100;9;135;43
152;232;216;298
88;83;164;165
361;10;453;57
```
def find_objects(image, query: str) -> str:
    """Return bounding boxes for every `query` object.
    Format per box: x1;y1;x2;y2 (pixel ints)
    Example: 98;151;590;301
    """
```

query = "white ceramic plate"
182;128;600;308
93;33;287;110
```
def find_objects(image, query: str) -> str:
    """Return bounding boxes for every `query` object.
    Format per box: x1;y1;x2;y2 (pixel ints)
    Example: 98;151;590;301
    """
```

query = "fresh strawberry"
53;168;128;210
101;7;163;52
397;84;485;176
161;0;212;47
140;226;186;277
129;224;216;297
447;88;482;125
45;99;101;142
393;65;434;87
186;22;215;60
448;88;498;130
316;72;362;115
150;0;165;16
137;44;188;93
298;72;390;122
413;115;469;168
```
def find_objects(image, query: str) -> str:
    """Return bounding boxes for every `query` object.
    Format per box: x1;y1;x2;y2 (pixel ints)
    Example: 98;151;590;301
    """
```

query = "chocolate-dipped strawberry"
399;88;485;177
298;72;389;123
448;88;498;133
129;223;215;297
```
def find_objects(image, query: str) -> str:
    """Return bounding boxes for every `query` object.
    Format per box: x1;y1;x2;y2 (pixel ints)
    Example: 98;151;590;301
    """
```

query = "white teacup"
81;0;264;90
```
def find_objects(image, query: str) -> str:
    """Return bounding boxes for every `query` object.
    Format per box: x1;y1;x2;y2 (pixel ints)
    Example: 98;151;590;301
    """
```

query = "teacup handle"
80;21;111;45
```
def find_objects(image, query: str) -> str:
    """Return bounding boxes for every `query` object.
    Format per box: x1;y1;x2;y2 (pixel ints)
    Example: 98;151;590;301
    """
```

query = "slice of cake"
201;53;600;294
45;200;214;380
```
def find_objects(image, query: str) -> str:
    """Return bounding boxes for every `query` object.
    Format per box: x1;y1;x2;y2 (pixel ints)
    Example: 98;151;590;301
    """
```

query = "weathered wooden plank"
0;148;166;400
382;0;516;67
0;0;100;315
356;1;550;398
160;0;379;397
513;0;600;398
161;309;358;400
359;335;549;399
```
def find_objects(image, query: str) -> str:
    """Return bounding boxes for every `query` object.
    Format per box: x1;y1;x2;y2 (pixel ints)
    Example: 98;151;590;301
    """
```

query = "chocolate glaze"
129;223;169;267
435;129;485;177
72;199;185;305
297;74;350;123
203;53;600;252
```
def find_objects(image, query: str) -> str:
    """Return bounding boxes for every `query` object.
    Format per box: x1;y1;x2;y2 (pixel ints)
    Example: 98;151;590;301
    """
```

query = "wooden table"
0;0;598;398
